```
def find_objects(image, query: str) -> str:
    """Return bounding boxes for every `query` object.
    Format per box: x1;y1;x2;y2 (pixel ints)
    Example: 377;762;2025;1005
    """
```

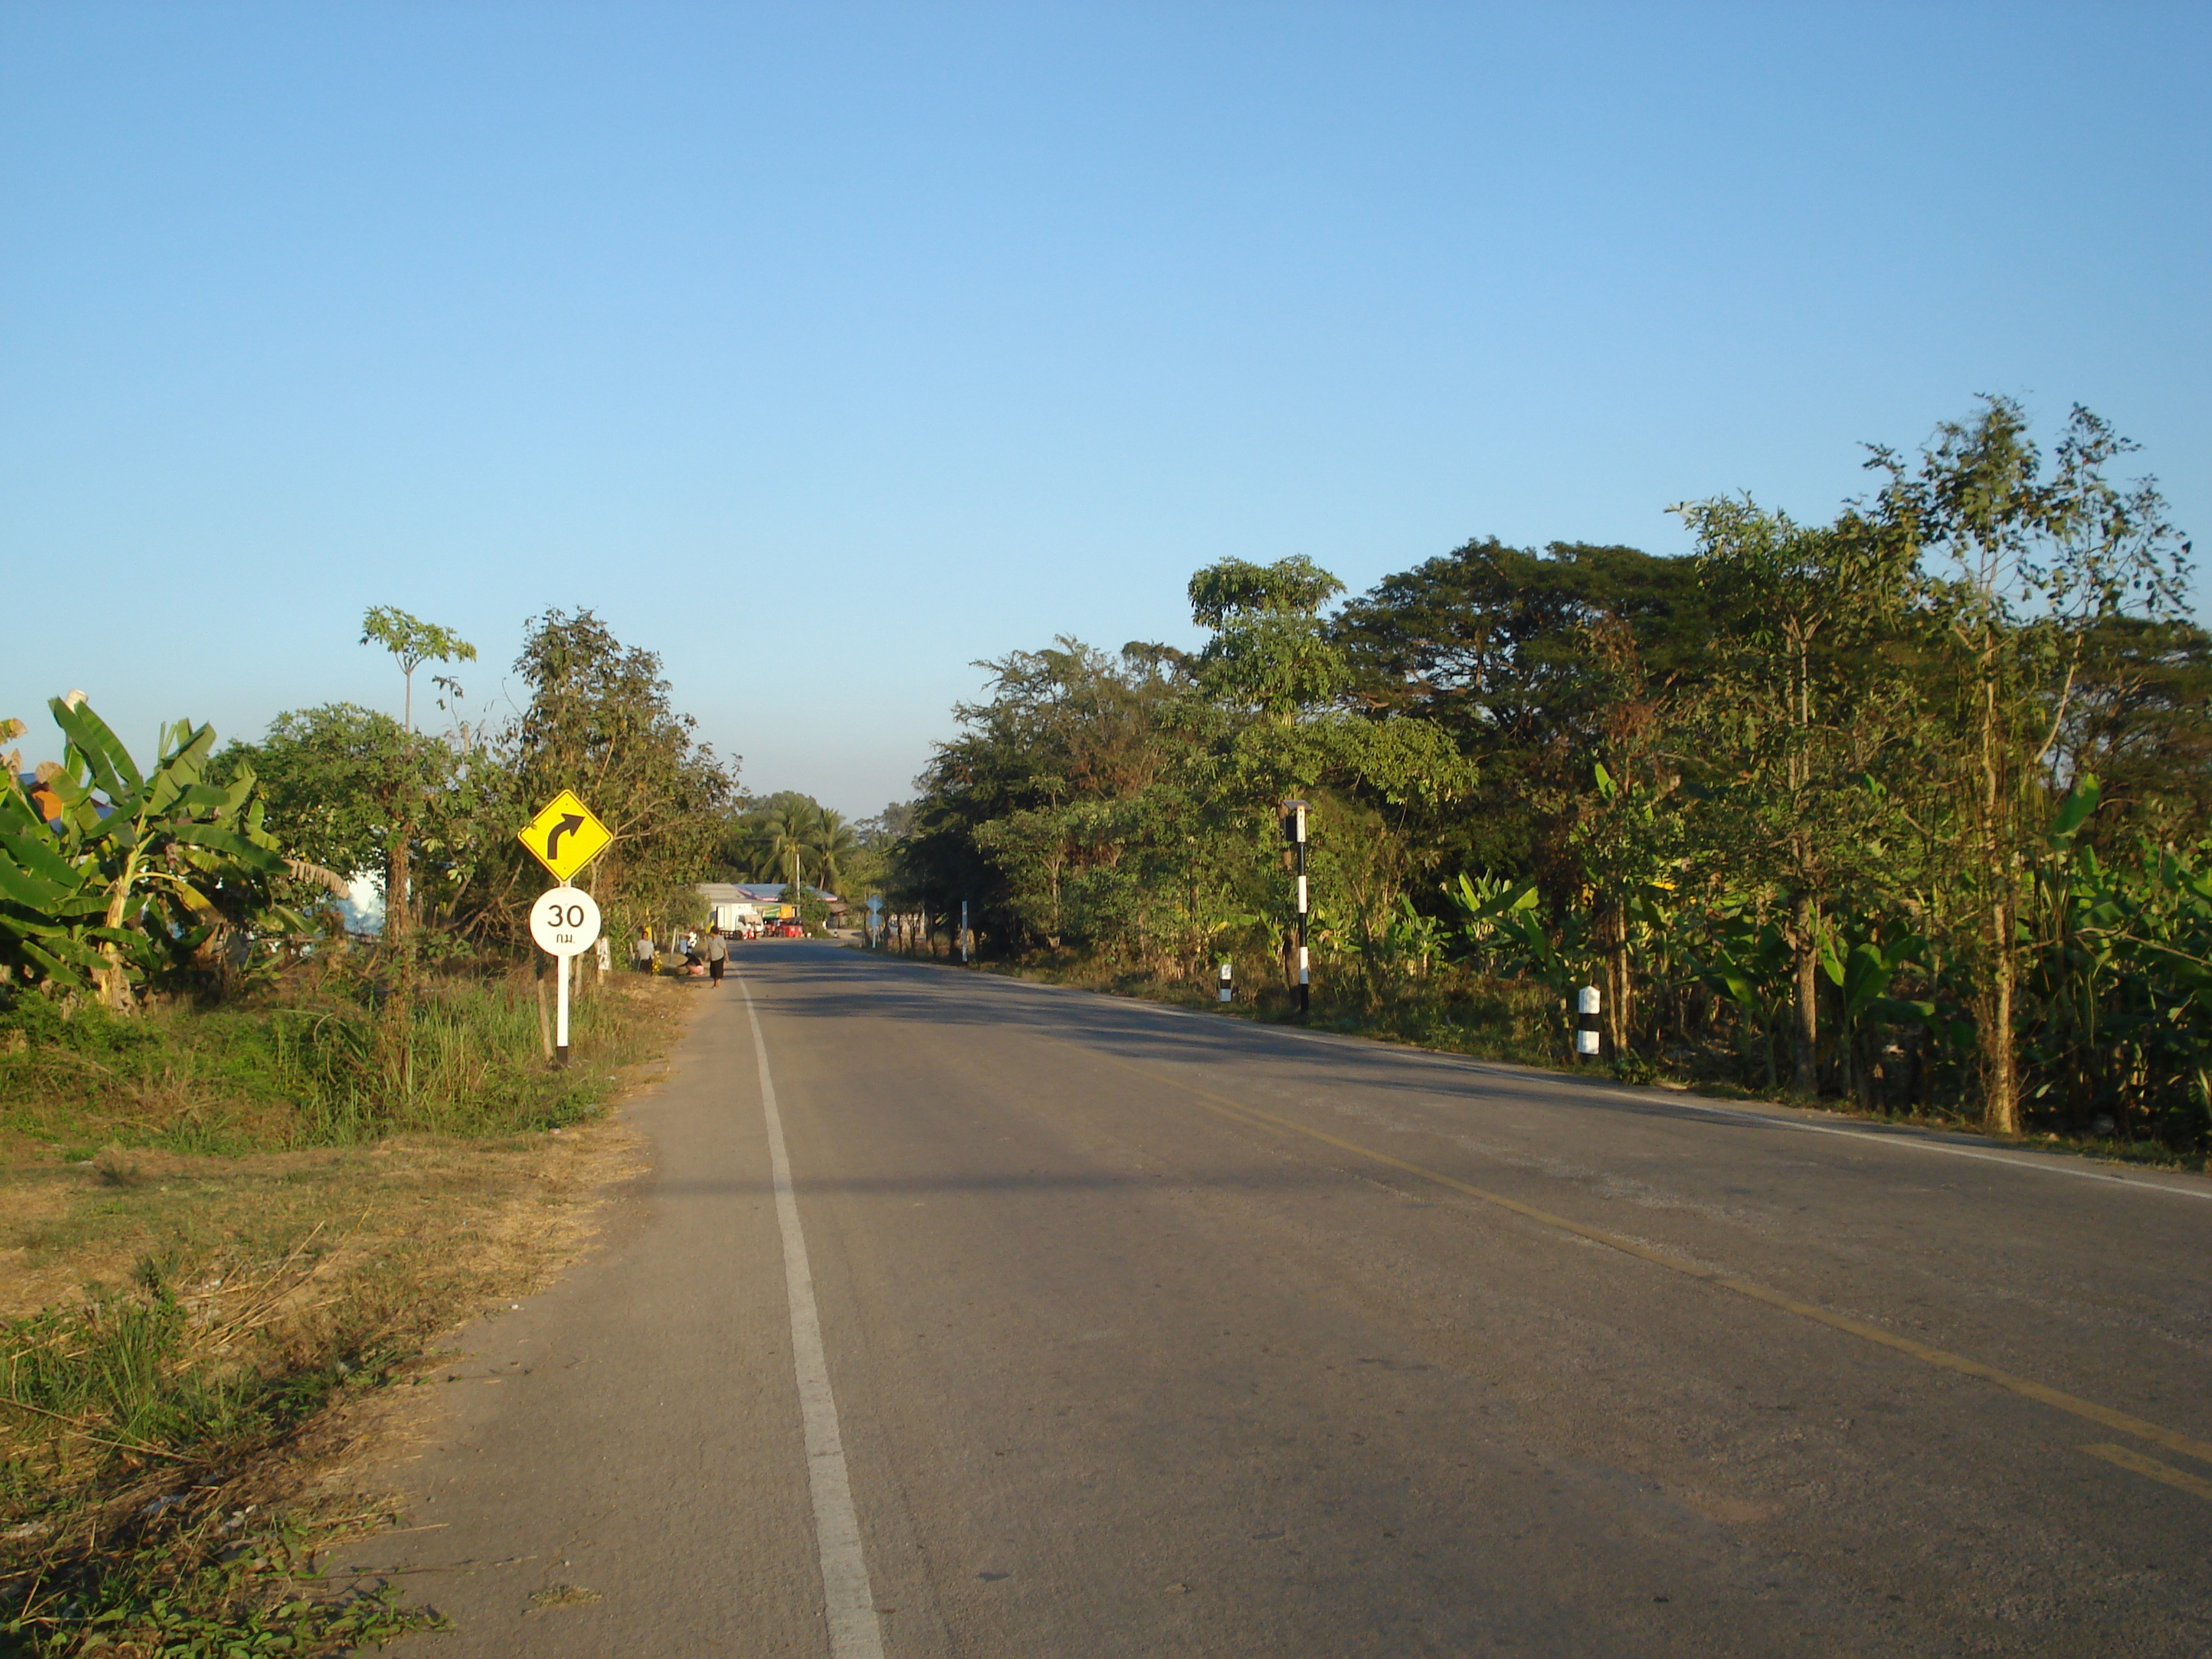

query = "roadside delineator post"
1218;960;1233;1003
1575;986;1602;1064
1282;799;1310;1017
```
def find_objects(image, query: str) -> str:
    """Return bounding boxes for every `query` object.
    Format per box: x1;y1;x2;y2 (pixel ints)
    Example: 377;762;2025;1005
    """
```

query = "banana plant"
0;698;296;1007
1681;899;1793;1085
1445;871;1593;1002
1818;923;1936;1104
2028;774;2212;1134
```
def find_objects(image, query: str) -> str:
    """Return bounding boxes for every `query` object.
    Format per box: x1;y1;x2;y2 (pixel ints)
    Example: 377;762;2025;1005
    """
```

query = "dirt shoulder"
0;975;705;1655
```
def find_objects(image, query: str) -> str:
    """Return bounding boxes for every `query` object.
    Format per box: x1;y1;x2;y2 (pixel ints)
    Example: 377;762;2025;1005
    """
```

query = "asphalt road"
359;942;2212;1656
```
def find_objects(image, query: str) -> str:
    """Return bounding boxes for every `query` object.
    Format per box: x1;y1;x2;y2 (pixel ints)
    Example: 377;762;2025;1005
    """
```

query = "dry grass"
0;974;698;1656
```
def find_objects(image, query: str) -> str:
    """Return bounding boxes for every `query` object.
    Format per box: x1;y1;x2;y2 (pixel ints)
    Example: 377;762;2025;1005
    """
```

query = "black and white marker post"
1575;984;1602;1065
1282;799;1310;1017
1218;959;1233;1003
961;899;971;964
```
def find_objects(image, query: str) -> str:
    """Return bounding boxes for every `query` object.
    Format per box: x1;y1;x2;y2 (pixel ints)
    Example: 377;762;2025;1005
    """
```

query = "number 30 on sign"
531;887;603;958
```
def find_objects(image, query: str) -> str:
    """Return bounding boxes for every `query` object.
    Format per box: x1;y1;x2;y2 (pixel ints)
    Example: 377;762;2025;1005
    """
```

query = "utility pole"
1282;799;1309;1017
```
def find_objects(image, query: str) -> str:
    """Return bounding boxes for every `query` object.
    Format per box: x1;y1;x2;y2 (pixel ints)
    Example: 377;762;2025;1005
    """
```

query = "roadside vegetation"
0;974;686;1656
1;609;724;1653
882;397;2211;1154
5;395;2205;1647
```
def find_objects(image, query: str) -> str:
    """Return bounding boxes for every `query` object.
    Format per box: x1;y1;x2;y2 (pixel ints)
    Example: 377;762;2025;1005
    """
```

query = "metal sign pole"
530;884;601;1069
1284;800;1310;1018
557;945;571;1064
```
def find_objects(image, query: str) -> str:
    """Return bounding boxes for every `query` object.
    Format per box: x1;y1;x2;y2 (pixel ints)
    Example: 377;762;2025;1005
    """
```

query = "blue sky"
5;2;2206;817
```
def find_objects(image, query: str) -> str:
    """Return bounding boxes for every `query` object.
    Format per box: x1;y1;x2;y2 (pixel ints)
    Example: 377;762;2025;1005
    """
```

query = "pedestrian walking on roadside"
705;927;728;986
633;927;657;974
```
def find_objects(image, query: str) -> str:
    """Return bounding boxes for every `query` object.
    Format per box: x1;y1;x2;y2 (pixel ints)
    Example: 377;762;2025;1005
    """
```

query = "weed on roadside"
0;974;647;1156
0;1259;444;1656
0;971;690;1655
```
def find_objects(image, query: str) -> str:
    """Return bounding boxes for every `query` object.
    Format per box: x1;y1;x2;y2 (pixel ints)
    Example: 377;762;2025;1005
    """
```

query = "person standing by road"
704;927;728;987
633;927;657;974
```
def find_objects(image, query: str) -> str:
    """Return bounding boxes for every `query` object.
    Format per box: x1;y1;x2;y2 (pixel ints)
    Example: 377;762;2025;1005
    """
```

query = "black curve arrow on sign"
544;813;585;863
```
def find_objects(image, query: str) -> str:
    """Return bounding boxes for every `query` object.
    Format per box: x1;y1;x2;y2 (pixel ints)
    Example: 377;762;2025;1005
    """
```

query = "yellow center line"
1094;1048;2212;1471
2079;1443;2212;1501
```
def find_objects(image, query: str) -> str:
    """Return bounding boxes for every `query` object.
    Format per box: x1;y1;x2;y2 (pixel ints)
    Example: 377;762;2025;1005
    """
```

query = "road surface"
357;942;2212;1655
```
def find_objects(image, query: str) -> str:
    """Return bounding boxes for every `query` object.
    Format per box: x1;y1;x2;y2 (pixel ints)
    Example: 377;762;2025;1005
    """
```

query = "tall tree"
1332;539;1719;892
1862;397;2192;1132
811;809;859;895
508;608;739;934
1188;556;1348;721
359;608;476;958
1674;496;1921;1090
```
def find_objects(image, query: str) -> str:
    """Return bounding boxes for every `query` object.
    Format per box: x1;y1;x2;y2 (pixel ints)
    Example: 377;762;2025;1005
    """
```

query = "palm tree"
761;800;819;898
719;819;774;881
810;809;859;896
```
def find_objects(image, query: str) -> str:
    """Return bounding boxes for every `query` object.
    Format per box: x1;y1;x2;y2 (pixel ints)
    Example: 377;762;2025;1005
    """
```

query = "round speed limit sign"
529;886;603;958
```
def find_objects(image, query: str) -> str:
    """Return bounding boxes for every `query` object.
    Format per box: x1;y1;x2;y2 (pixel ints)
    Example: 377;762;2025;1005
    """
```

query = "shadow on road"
729;944;1805;1141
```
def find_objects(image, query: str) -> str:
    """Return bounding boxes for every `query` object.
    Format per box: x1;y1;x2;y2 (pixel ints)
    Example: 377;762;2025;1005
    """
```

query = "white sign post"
530;886;603;1064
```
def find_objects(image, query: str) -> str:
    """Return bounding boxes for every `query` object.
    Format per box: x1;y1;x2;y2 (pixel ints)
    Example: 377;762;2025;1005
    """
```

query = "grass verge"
0;969;693;1657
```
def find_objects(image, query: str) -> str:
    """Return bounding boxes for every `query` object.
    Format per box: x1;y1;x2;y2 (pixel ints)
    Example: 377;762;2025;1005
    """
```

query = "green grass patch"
0;973;647;1156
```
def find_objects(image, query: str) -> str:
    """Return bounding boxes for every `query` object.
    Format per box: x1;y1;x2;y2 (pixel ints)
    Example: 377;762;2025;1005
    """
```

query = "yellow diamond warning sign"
517;790;613;882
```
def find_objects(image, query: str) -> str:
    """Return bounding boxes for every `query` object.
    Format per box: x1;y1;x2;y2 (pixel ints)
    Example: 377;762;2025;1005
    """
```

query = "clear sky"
5;2;2206;817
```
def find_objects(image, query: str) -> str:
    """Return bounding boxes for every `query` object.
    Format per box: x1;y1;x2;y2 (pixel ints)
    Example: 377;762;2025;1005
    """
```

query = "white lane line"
739;973;885;1659
865;956;2212;1204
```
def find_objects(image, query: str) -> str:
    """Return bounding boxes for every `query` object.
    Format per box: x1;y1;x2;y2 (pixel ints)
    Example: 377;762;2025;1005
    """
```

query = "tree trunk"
1981;895;2020;1134
1791;890;1819;1095
385;830;410;954
1601;902;1632;1057
94;854;143;1012
1974;642;2020;1136
380;822;415;1101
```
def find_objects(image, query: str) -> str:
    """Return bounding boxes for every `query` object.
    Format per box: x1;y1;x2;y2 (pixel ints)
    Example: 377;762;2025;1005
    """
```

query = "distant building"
695;881;844;930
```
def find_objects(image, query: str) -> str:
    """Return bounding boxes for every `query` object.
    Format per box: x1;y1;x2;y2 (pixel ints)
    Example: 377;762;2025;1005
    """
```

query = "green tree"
1188;556;1348;720
2048;616;2212;846
1863;397;2193;1132
217;702;504;945
811;808;859;896
505;608;739;940
754;797;818;896
359;608;477;958
361;606;478;737
219;703;413;880
1332;538;1719;898
1673;495;1921;1090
